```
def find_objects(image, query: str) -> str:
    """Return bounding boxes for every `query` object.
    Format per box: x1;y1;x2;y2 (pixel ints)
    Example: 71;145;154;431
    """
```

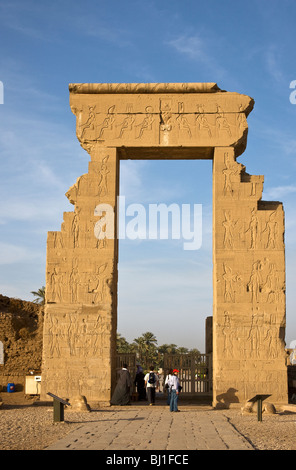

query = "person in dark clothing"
111;364;132;405
134;365;146;401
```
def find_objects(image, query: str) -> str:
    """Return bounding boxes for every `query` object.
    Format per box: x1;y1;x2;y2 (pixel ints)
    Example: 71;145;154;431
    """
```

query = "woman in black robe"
134;365;146;401
111;364;132;405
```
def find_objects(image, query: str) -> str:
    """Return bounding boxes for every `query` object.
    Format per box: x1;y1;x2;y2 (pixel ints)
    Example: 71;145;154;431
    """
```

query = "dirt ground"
0;392;295;451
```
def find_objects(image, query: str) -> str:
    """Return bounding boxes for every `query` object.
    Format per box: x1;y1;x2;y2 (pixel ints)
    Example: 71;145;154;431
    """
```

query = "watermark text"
289;80;296;104
0;81;3;104
94;196;202;251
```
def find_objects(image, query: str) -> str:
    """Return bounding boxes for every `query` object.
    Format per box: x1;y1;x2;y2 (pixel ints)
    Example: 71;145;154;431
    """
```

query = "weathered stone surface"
41;83;288;407
212;147;287;407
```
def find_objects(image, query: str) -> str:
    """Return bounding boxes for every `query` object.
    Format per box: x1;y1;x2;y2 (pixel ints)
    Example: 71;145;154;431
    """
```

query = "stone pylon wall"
213;147;287;406
41;146;119;405
41;83;288;407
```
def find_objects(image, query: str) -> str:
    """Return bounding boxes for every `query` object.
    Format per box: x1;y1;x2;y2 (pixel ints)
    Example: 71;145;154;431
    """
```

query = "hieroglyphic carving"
116;104;135;138
195;104;212;137
216;105;231;136
98;105;116;139
80;106;96;139
246;208;259;249
247;260;263;303
222;311;233;357
88;263;109;303
53;232;64;250
261;262;285;303
47;267;64;303
247;258;285;304
218;308;285;361
136;106;155;139
223;264;241;302
48;315;61;358
72;214;79;248
160;100;173;133
222;152;239;195
222;211;237;249
237;104;248;133
263;211;278;249
176;102;192;138
70;261;79;303
97;155;110;197
46;312;112;359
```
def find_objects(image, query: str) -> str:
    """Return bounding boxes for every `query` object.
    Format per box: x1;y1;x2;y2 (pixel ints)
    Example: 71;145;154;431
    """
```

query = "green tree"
189;348;201;355
177;347;189;354
116;333;132;353
132;336;146;365
133;332;158;370
31;286;45;305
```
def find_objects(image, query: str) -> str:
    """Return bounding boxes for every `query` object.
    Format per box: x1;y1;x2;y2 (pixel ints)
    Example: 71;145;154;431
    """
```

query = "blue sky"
0;0;296;350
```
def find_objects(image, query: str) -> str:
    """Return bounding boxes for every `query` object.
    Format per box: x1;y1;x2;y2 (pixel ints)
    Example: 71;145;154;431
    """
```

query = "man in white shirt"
144;366;159;406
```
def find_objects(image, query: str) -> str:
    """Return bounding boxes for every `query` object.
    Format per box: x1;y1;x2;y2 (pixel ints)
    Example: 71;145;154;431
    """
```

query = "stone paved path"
45;405;254;451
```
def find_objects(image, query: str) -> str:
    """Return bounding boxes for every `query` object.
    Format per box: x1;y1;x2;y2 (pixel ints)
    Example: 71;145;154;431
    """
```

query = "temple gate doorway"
41;83;288;408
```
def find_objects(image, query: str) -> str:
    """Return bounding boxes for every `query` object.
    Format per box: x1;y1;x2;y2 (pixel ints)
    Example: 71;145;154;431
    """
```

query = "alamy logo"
94;196;202;251
0;81;3;104
289;80;296;104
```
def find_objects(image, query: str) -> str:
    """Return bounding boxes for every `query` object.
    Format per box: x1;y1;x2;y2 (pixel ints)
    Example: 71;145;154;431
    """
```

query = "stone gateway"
41;83;288;407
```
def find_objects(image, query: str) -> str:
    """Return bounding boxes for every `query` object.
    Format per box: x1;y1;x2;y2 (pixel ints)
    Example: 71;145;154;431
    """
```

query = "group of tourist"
110;364;181;412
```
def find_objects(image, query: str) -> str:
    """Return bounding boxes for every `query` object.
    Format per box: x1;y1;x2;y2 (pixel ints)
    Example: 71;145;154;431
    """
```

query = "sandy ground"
0;392;295;450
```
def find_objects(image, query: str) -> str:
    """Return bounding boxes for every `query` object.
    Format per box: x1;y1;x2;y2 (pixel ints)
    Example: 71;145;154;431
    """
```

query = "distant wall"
0;295;43;391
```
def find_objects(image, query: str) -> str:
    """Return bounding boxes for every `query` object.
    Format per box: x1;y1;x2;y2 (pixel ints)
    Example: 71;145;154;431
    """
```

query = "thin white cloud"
166;34;204;60
165;33;227;79
265;45;285;83
0;242;43;265
263;185;296;200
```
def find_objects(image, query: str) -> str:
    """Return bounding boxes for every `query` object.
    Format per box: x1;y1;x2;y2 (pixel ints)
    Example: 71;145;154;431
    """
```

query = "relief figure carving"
223;264;241;302
247;260;263;303
176;102;192;138
88;263;109;302
80;106;96;139
195;104;212;137
48;267;64;303
72;214;79;248
222;311;234;357
53;232;64;250
222;152;239;195
116;113;135;138
222;211;237;249
247;314;262;358
263;211;278;249
97;105;116;139
216;105;231;136
70;263;79;303
261;262;284;303
245;208;259;249
97;155;110;197
160;107;173;132
48;316;61;358
136;106;154;139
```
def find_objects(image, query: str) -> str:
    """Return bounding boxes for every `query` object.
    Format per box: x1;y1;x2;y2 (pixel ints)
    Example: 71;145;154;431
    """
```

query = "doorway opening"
117;158;213;395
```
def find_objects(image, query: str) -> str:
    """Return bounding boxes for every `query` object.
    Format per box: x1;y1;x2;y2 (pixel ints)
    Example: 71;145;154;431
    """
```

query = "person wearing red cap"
168;369;181;412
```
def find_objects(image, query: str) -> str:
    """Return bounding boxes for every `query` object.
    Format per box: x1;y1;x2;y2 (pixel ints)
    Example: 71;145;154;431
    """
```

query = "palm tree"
31;286;45;305
142;331;157;348
165;344;178;355
116;333;132;353
133;336;147;364
133;332;158;370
